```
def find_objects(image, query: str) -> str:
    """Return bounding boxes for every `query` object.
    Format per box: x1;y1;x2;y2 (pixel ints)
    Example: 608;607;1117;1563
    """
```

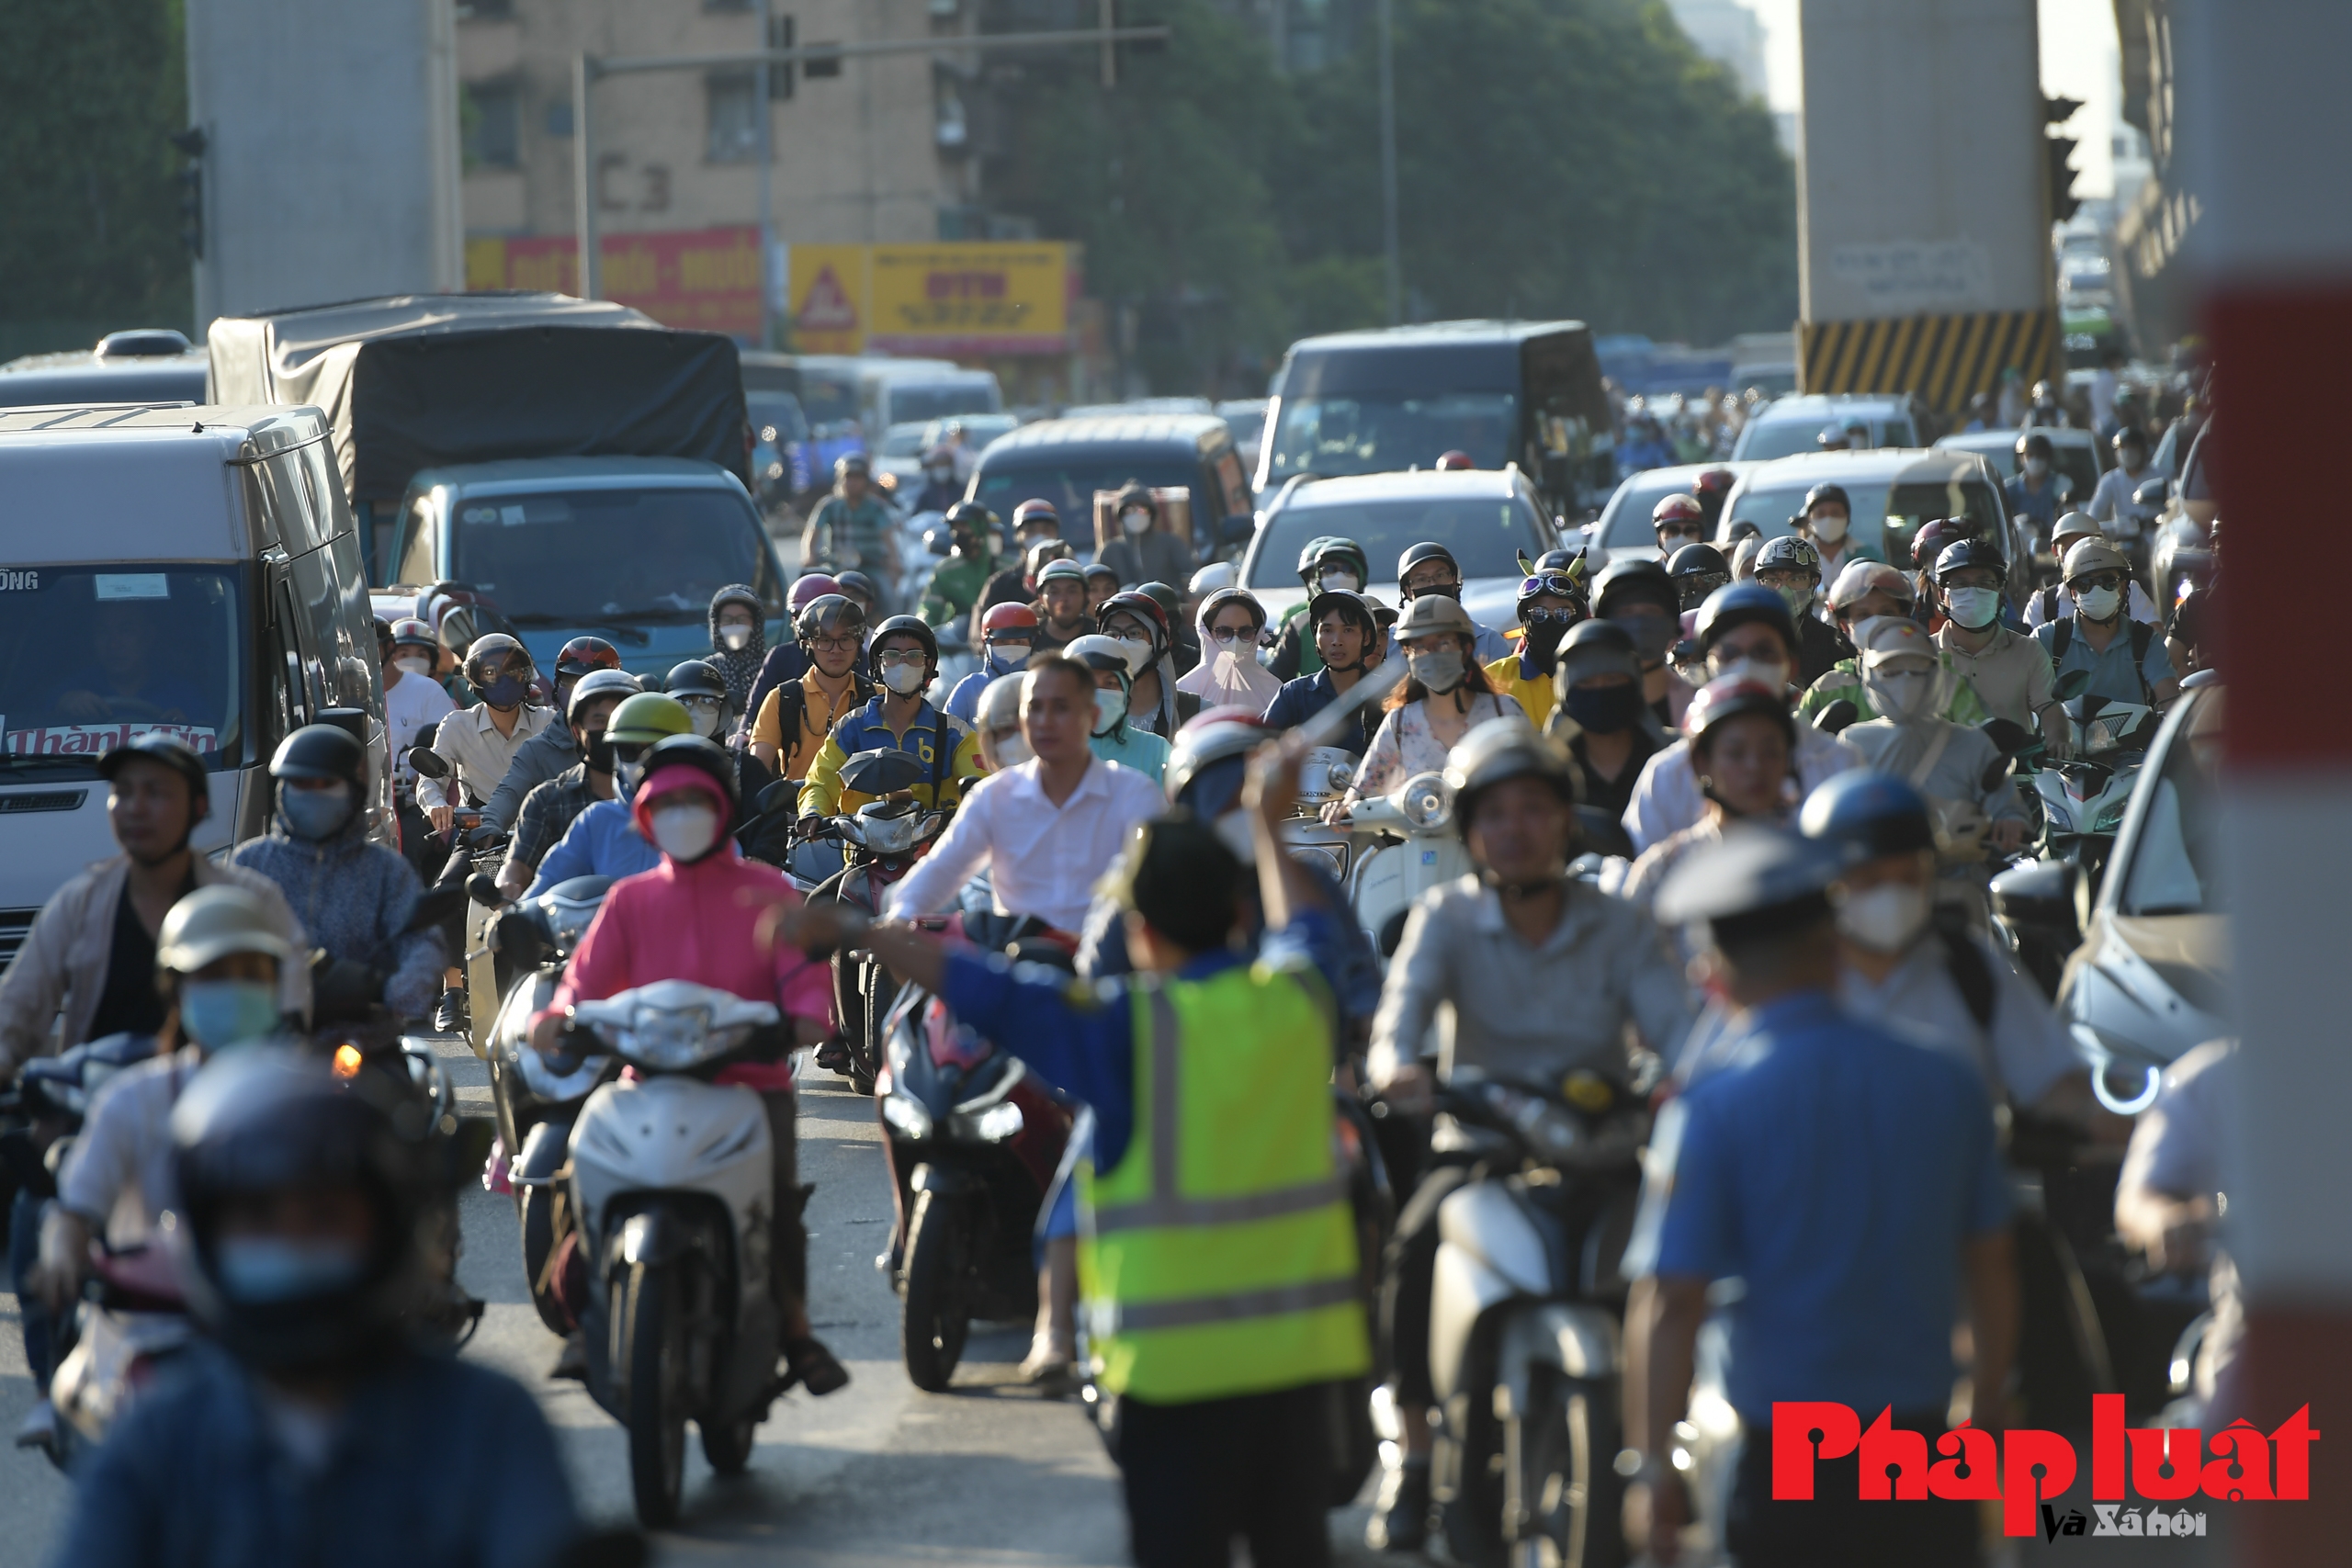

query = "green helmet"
605;692;693;748
1295;535;1369;588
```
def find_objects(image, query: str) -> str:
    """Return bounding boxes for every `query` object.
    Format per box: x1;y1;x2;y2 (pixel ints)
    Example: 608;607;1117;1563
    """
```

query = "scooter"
876;925;1076;1392
45;1244;189;1470
558;980;797;1527
1278;745;1363;886
1344;768;1476;962
2030;692;2159;895
1424;1071;1650;1568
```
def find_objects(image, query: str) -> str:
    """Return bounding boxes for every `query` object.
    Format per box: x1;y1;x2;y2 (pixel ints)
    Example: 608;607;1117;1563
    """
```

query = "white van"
859;364;1003;435
0;404;389;965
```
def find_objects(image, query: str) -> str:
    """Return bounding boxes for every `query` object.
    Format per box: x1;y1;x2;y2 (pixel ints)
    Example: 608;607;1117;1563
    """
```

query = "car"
0;331;210;411
1934;424;2107;502
1716;448;2029;597
1239;467;1562;643
1214;398;1269;471
1588;460;1759;564
1729;393;1922;462
967;413;1256;566
873;421;935;491
383;457;790;680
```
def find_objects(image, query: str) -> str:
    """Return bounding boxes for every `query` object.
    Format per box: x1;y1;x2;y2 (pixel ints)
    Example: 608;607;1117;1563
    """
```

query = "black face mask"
584;734;615;773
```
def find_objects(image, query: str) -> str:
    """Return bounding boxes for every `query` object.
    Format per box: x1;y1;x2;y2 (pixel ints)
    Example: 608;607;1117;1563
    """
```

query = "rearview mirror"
2053;668;2094;701
1219;513;1255;547
466;872;505;908
756;779;799;818
406;745;450;781
1979;716;2033;757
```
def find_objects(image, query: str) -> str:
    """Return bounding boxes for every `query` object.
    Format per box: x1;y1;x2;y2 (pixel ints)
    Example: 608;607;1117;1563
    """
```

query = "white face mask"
1810;511;1849;544
1837;881;1931;954
2074;584;2122;622
881;661;928;696
1092;688;1129;736
1943;586;2001;630
393;656;431;676
990;729;1033;770
718;625;753;651
650;800;720;862
2023;457;2050;479
1710;653;1790;692
1862;664;1938;723
1317;570;1361;594
688;705;723;739
1120;508;1152;536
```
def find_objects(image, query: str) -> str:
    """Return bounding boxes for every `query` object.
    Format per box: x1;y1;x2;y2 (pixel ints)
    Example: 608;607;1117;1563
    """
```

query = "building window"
546;100;573;138
464;81;521;169
707;71;763;164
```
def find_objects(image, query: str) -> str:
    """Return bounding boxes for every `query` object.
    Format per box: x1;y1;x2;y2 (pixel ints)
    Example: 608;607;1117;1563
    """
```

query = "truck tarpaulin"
206;292;752;502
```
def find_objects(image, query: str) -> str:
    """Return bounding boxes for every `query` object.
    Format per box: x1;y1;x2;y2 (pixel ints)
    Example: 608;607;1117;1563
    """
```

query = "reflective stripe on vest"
1078;973;1371;1404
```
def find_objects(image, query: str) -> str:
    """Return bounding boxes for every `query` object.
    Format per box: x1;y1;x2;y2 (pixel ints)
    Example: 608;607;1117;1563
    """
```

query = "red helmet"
555;636;622;679
788;573;840;614
1652;492;1706;527
1434;450;1475;470
981;602;1041;639
1012;498;1060;532
1693;467;1737;496
1908;516;1980;570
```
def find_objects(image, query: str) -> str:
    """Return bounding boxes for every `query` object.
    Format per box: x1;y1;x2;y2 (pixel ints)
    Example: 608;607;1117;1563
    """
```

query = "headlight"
1396;771;1453;831
1285;842;1347;880
860;808;921;853
952;1100;1024;1143
619;1002;717;1068
882;1091;933;1141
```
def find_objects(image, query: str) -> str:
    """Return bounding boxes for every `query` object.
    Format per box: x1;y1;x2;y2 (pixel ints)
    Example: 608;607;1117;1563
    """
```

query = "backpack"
2047;615;2155;705
775;674;875;782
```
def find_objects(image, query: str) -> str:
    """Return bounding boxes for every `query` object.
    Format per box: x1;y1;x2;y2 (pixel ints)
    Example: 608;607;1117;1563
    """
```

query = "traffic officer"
774;747;1367;1568
1622;828;2017;1567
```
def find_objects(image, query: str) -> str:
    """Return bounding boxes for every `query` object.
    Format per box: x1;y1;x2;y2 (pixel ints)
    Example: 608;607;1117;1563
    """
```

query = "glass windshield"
878;424;930;458
1600;471;1706;548
1266;391;1519;482
0;565;248;775
889;384;999;423
1249;495;1547;588
747;392;808;446
451;488;780;626
1724;476;1997;563
2120;693;2224;916
975;459;1199;525
1218;404;1267;448
1736;412;1918;462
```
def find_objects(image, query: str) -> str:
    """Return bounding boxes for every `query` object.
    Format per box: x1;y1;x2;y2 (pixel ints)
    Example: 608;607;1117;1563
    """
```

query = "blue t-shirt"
1647;990;2009;1423
526;798;660;896
2034;616;2173;708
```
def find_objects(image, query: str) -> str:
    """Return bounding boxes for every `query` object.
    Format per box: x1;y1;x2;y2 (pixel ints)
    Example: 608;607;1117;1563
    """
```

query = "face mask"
1943;586;2001;630
1615;614;1677;666
1521;618;1569;660
2023;457;2050;479
1213;810;1256;862
687;705;723;739
650;800;720;862
1091;688;1129;736
278;783;353;841
881;661;928;696
718;625;753;652
1407;580;1461;603
1837;881;1932;954
179;978;280;1051
215;1235;368;1304
985;644;1030;677
1563;682;1645;734
1317;570;1360;594
2074;584;2122;622
615;758;646;800
991;730;1033;770
1406;648;1465;694
479;674;526;711
394;657;431;677
1120;508;1152;536
1109;632;1151;670
928;465;956;483
1810;512;1849;544
584;735;615;774
1711;654;1790;694
1862;665;1938;723
1774;583;1815;620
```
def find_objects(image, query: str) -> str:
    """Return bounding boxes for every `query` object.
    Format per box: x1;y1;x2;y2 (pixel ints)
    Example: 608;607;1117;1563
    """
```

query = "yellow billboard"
786;243;1071;356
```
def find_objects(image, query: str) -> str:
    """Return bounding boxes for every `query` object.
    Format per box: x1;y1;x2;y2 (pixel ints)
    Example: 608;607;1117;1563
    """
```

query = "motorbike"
1423;1071;1650;1568
801;749;952;1094
2030;691;2159;895
44;1244;189;1470
875;921;1076;1392
1277;745;1363;886
1341;768;1476;963
558;980;797;1527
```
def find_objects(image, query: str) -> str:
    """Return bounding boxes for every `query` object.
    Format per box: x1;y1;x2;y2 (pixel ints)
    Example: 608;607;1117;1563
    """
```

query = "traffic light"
2043;96;2083;225
167;126;208;260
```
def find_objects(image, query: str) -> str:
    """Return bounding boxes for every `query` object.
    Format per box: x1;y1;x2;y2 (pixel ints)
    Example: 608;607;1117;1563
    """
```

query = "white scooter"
559;980;793;1527
1343;769;1476;961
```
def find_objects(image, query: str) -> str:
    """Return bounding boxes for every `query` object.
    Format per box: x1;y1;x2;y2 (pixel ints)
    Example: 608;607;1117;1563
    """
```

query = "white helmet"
1067;631;1146;680
1187;560;1238;595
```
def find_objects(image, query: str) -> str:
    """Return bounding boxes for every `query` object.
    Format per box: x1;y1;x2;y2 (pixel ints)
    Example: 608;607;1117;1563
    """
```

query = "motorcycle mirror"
406;745;451;781
466;872;505;908
1978;716;2033;757
2053;667;2094;702
403;881;469;933
493;908;548;970
1982;757;2016;795
1813;698;1860;735
756;779;799;818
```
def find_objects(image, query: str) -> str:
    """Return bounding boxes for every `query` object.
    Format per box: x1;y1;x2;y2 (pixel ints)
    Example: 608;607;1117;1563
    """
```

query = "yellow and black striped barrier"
1799;308;2061;412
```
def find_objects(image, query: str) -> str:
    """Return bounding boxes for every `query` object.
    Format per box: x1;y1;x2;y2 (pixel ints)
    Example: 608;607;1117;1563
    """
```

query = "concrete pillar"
2184;1;2352;1560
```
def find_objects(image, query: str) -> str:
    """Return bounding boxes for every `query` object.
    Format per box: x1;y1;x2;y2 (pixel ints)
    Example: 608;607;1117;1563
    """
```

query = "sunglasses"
1522;605;1581;626
1206;626;1259;646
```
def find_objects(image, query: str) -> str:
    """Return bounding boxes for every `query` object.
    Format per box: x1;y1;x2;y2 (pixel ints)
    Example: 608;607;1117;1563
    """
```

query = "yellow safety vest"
1077;963;1371;1404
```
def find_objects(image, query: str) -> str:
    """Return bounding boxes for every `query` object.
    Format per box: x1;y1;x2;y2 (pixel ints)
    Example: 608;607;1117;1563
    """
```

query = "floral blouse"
1347;693;1520;802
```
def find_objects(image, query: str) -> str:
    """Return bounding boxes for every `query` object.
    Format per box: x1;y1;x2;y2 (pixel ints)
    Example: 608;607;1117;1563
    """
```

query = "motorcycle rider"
1482;563;1585;727
380;617;455;865
1798;560;1989;728
780;761;1366;1568
2033;537;2180;708
2113;1038;2241;1423
1394;542;1510;664
1651;492;1708;554
1031;557;1093;657
945;602;1040;721
1543;618;1668;821
1066;634;1174;783
417;633;553;840
802;454;900;614
1592;558;1695;730
2088;423;2159;531
1796;481;1878;581
970;499;1064;631
706;585;770;735
2023;513;2162;628
740;572;844;733
1931;537;2069;757
1623;829;2015;1567
0;735;308;1085
1268;536;1371;680
1623;581;1860;852
524;692;691;897
1364;721;1694;1551
529;735;849;1395
55;1046;590;1566
232;725;445;1025
1839;617;2030;867
797;616;983;818
498;669;639;900
671;658;786;832
1261;588;1385;755
1094;480;1193;590
1097;590;1193;739
919;500;1001;629
1750;535;1853;683
750;592;873;789
1691;465;1736;532
1667;542;1732;615
2005;430;2069;540
1083;560;1121;618
832;568;884;626
479;637;624;834
1175;587;1281;713
1620;674;1801;908
1329;595;1519;815
911;442;965;514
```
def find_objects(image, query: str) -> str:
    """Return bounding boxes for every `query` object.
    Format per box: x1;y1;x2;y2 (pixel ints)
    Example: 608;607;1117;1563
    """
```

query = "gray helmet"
566;667;640;724
1392;592;1476;644
1443;716;1577;842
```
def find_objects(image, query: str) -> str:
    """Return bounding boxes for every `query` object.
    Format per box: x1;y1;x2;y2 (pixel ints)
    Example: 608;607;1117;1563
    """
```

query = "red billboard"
468;226;763;339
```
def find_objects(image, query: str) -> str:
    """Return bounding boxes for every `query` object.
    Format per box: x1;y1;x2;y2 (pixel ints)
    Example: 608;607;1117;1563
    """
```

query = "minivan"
383;457;791;680
967;414;1256;563
0;403;389;963
861;364;1002;434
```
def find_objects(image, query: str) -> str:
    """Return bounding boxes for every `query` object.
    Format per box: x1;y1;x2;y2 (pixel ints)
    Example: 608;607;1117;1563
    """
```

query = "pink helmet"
788;573;841;614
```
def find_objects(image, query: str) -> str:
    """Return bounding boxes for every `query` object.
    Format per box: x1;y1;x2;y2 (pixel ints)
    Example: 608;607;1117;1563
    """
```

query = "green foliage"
998;0;1794;393
0;0;192;330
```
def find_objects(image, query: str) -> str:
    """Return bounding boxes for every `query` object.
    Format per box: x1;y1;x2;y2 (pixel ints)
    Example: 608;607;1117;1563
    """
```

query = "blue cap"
1654;825;1844;936
1798;770;1937;861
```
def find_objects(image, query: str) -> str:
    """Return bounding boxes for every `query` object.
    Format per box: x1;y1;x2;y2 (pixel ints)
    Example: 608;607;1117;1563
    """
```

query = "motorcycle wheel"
622;1258;690;1528
1440;1341;1510;1568
701;1413;759;1476
519;1183;571;1337
900;1188;972;1392
1508;1372;1624;1568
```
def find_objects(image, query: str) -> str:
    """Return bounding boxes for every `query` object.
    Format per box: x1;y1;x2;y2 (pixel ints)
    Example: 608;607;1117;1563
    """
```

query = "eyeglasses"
875;649;928;669
1518;571;1581;599
805;635;860;653
2070;572;2125;592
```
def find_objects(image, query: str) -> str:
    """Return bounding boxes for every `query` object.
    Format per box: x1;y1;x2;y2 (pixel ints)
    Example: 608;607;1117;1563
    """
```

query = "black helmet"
1397;540;1462;591
1591;557;1678;619
1136;581;1184;628
637;733;741;829
1554;617;1642;687
664;660;728;701
2016;430;2054;459
173;1047;433;1374
1305;587;1380;642
1531;547;1584;574
2112;424;2148;453
1694;580;1799;656
796;592;866;643
1442;716;1578;844
1666;543;1733;608
1802;482;1849;518
868;615;939;681
1932;536;2008;582
269;723;367;793
944;500;995;537
96;733;211;823
833;570;881;605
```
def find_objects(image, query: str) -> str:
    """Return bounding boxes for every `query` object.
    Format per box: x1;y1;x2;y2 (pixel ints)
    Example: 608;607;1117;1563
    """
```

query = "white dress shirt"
1621;724;1861;853
886;755;1165;933
417;701;553;812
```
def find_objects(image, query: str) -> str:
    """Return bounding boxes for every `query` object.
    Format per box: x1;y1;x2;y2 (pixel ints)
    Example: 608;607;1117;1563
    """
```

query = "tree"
0;0;192;333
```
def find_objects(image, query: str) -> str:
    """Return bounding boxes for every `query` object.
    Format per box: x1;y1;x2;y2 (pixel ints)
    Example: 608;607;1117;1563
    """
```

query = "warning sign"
785;243;1072;356
797;266;858;333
